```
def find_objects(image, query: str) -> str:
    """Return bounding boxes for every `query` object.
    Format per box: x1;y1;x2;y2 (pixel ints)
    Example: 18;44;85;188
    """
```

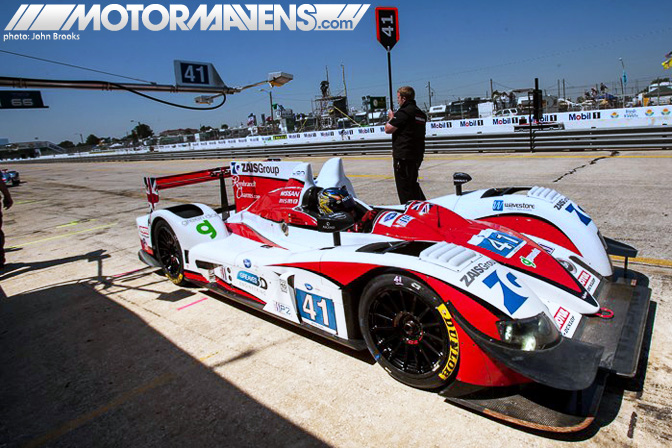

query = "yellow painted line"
198;352;219;362
7;222;118;249
610;255;672;268
14;199;45;205
56;218;98;229
24;373;174;448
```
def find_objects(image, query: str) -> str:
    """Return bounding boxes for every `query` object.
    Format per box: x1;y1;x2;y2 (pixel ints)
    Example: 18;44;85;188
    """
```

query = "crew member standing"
0;178;13;269
385;86;427;204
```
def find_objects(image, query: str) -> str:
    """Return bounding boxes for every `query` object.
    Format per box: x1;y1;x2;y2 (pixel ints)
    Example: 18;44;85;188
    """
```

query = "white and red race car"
136;158;651;432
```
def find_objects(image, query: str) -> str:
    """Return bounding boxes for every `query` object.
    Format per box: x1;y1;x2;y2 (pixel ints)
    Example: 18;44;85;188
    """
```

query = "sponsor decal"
503;202;534;210
393;275;403;285
274;301;292;315
138;226;150;238
520;248;541;268
577;269;599;295
437;304;460;380
279;279;288;293
662;108;671;116
468;229;525;259
610;112;619;119
539;243;555;255
568;112;601;120
305;283;313;290
272;134;287;140
231;161;280;176
645;109;654;117
459;119;483;127
429;122;452;129
237;270;268;289
320;131;334;137
492;200;503;211
181;212;218;226
196;219;217;239
378;211;399;227
280;188;301;197
554;197;569;210
483;271;528;315
459;260;496;287
243;259;252;268
393;214;414;227
553;307;578;337
279;186;302;205
624;109;638;118
357;127;376;134
492;117;519;125
578;270;591;285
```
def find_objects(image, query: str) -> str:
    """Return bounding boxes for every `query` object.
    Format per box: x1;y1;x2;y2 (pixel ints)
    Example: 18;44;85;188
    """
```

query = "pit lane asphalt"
1;150;671;447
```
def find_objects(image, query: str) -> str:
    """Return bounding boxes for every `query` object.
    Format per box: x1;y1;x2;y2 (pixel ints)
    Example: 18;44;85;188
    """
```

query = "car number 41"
295;289;337;332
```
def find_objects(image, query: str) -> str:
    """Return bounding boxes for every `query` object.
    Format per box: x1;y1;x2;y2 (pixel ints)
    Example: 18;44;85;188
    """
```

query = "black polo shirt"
389;99;427;161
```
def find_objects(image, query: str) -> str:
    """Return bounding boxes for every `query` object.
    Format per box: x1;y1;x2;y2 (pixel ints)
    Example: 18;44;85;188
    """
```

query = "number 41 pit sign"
375;7;399;50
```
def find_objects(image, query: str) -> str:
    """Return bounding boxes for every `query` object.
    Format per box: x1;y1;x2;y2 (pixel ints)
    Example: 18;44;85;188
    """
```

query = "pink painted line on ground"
177;297;209;311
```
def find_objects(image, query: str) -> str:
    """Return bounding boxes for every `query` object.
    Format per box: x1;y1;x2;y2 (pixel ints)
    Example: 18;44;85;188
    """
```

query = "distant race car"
1;169;20;186
136;158;651;432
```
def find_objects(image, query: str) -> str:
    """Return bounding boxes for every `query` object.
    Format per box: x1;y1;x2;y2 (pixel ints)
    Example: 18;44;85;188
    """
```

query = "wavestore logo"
492;200;503;211
568;112;601;121
4;4;370;32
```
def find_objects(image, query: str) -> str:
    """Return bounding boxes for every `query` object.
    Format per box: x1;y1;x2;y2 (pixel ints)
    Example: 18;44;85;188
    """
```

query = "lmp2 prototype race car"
136;158;651;432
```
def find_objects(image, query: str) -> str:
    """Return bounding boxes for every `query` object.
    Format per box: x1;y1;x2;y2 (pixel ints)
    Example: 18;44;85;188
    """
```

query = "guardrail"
7;125;671;163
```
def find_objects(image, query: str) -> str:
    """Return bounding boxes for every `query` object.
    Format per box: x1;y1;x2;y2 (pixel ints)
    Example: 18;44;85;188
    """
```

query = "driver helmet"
318;187;355;215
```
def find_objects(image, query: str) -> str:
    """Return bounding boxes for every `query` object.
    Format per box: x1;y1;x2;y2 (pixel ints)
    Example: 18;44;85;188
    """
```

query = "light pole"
260;88;275;134
619;58;627;107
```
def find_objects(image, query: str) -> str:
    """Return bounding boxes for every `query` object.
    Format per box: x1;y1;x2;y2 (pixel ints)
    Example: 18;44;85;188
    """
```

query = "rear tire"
358;273;460;390
154;220;188;286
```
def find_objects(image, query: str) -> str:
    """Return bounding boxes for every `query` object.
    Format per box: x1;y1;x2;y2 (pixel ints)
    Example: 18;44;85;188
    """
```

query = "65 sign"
375;7;399;50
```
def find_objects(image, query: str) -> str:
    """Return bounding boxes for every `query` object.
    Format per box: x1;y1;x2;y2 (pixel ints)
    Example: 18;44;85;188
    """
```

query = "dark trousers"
394;158;425;204
0;212;4;266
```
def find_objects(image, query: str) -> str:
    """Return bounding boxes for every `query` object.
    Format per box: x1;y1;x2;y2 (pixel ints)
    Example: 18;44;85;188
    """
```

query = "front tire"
154;220;188;286
358;273;460;390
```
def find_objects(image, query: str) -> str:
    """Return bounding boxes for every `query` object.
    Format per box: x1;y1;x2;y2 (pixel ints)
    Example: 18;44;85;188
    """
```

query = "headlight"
496;313;560;351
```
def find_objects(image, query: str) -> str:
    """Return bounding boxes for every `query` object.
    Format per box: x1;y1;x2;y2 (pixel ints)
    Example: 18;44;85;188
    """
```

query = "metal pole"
269;90;274;133
387;49;394;111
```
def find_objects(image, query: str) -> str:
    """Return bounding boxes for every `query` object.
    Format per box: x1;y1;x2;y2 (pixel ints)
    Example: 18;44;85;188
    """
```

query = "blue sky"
1;1;671;144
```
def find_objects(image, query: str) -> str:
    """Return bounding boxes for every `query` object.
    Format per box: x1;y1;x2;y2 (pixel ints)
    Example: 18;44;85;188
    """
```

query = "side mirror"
453;172;472;196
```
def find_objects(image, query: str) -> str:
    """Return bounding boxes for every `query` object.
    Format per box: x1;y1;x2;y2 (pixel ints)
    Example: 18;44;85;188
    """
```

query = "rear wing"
143;166;231;215
143;160;304;215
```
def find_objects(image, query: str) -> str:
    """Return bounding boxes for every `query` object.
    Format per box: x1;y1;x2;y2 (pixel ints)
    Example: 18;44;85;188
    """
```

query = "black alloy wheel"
154;220;188;286
359;274;459;390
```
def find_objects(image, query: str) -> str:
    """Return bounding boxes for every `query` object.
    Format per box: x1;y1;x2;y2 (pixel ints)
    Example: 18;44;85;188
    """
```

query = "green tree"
132;123;154;139
58;140;75;148
85;134;100;146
